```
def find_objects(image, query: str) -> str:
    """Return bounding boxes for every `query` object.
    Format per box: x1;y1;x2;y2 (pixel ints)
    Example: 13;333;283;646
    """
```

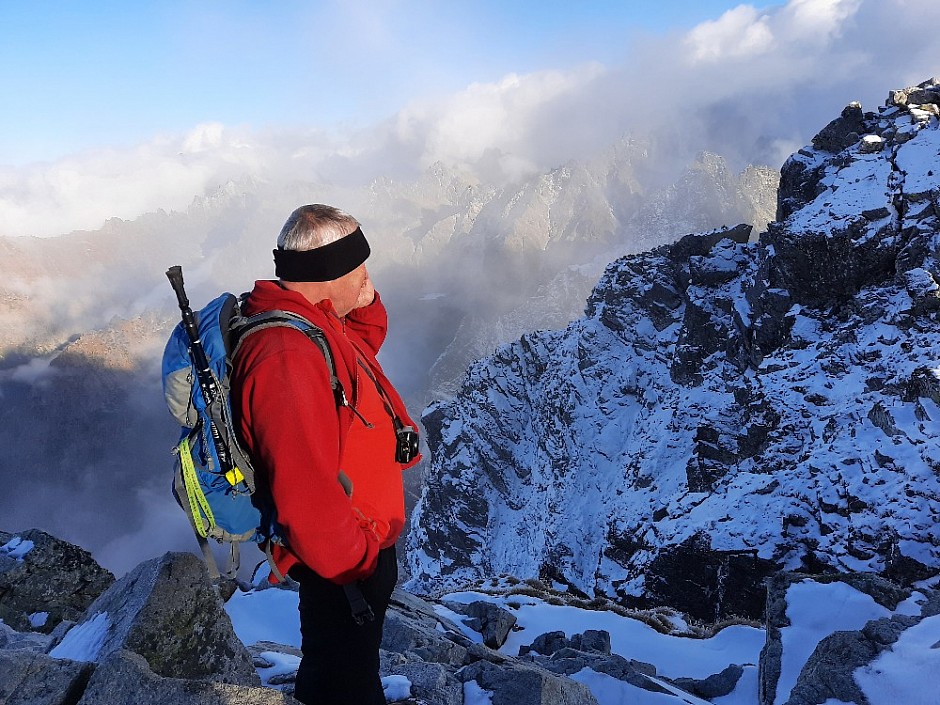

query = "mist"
1;0;939;574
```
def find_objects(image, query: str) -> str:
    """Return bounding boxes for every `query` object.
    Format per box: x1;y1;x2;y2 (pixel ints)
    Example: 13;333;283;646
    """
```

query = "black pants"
291;546;398;705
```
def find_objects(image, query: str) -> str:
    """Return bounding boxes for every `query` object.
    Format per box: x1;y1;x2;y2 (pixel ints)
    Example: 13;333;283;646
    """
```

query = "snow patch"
49;612;110;662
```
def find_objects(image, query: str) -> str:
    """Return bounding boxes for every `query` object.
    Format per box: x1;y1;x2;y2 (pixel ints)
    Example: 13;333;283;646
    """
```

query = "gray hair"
277;204;360;251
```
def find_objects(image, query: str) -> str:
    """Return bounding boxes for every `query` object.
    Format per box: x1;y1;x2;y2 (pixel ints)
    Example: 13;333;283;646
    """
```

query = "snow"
225;588;301;648
773;581;893;705
443;591;762;681
256;650;301;687
854;614;940;705
463;679;495;704
382;674;412;701
219;575;940;705
48;612;110;662
0;536;34;560
28;612;48;628
571;668;707;705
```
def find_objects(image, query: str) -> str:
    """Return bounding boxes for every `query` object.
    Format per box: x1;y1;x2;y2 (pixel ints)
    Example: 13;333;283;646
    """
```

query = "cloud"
1;0;939;239
685;5;775;62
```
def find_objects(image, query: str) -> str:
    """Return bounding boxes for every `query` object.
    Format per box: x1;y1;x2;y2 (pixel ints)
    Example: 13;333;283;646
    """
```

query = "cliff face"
407;80;940;621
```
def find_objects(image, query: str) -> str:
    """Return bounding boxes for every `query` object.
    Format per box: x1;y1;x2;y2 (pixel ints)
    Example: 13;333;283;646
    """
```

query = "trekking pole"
165;266;232;469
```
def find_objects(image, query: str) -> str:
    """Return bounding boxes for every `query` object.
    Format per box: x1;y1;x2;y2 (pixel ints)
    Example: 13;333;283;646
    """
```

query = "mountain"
0;135;775;573
407;80;940;622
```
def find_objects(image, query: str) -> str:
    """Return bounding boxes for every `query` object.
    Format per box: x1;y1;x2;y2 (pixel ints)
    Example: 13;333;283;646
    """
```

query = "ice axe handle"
166;265;190;311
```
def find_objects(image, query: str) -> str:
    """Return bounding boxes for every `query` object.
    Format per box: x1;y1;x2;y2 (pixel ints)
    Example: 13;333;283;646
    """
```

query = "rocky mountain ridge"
407;80;940;622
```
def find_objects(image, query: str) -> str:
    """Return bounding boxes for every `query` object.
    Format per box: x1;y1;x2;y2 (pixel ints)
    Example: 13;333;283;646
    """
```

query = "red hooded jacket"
231;280;420;584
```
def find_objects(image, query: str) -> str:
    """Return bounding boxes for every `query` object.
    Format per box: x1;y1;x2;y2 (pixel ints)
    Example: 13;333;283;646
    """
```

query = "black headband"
273;227;371;282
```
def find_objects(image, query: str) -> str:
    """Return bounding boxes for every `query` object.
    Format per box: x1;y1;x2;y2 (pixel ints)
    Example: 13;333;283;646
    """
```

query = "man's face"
329;263;370;316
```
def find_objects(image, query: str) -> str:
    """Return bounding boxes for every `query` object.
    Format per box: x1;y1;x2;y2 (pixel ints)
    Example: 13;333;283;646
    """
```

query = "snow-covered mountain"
0;135;774;573
407;80;940;622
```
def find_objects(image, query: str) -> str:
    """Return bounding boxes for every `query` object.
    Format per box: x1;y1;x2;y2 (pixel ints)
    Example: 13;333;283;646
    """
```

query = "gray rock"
55;551;259;686
569;630;610;656
0;529;114;633
536;650;668;694
0;650;93;705
812;103;866;153
0;619;53;653
382;605;469;667
460;659;599;705
783;629;878;705
386;660;463;705
520;630;569;657
673;663;745;699
76;649;300;705
759;573;921;705
443;599;517;649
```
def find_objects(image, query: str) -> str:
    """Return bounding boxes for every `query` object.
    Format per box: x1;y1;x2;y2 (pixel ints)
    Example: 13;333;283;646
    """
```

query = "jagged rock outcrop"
52;551;259;685
407;80;940;622
0;541;303;704
0;529;114;633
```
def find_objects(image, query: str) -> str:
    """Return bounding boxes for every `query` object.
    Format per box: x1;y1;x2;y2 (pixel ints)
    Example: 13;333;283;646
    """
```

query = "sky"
0;1;776;165
2;0;939;238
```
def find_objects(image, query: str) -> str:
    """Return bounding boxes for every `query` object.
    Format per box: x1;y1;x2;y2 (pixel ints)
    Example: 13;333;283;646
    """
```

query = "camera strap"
355;357;404;430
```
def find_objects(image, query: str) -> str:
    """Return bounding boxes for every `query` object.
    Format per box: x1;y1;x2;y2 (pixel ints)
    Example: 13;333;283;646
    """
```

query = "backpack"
161;266;345;586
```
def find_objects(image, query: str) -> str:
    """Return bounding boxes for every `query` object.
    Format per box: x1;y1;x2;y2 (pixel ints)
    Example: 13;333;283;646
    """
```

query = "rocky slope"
407;80;940;622
3;529;936;705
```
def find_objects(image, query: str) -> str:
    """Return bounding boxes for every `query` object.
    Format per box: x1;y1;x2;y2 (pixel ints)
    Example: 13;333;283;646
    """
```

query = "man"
231;204;420;704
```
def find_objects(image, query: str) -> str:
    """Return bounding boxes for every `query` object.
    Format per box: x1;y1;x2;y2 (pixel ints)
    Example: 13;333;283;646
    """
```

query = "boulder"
0;529;114;633
76;649;301;705
673;663;745;699
52;551;259;685
460;659;599;705
442;599;517;649
0;650;93;705
385;660;463;705
381;589;470;667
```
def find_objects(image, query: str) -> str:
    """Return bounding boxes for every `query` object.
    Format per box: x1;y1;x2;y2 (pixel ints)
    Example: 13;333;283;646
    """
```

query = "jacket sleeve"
345;290;388;355
235;329;380;583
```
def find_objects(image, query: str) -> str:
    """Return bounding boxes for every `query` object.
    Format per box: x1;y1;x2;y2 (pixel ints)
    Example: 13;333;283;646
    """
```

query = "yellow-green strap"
179;437;215;538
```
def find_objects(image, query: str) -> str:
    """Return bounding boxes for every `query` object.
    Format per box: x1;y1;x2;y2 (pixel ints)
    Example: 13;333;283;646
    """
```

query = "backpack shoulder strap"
231;309;348;408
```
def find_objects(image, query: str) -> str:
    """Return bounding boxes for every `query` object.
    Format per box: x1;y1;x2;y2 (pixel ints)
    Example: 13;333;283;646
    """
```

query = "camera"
395;424;420;464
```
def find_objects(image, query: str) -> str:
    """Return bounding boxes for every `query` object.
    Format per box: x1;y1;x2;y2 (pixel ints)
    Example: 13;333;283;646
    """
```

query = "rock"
673;663;744;699
0;650;93;705
53;551;259;686
520;631;569;657
0;529;114;633
644;532;776;622
0;619;53;653
460;659;599;705
812;103;866;153
443;599;517;649
569;630;610;656
759;573;924;705
381;599;469;667
385;660;463;705
76;649;301;705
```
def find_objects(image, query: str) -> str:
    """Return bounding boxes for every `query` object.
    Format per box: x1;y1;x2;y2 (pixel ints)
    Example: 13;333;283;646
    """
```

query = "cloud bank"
0;0;937;239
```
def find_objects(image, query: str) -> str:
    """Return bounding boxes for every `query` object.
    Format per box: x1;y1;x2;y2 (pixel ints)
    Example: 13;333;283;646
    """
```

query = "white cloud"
684;5;775;62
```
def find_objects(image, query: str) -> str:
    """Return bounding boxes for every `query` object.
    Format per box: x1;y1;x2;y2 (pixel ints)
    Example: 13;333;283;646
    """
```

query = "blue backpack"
161;267;344;584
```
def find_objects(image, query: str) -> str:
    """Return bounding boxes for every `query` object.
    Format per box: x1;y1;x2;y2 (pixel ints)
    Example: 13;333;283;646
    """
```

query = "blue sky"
2;0;938;237
0;1;774;165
